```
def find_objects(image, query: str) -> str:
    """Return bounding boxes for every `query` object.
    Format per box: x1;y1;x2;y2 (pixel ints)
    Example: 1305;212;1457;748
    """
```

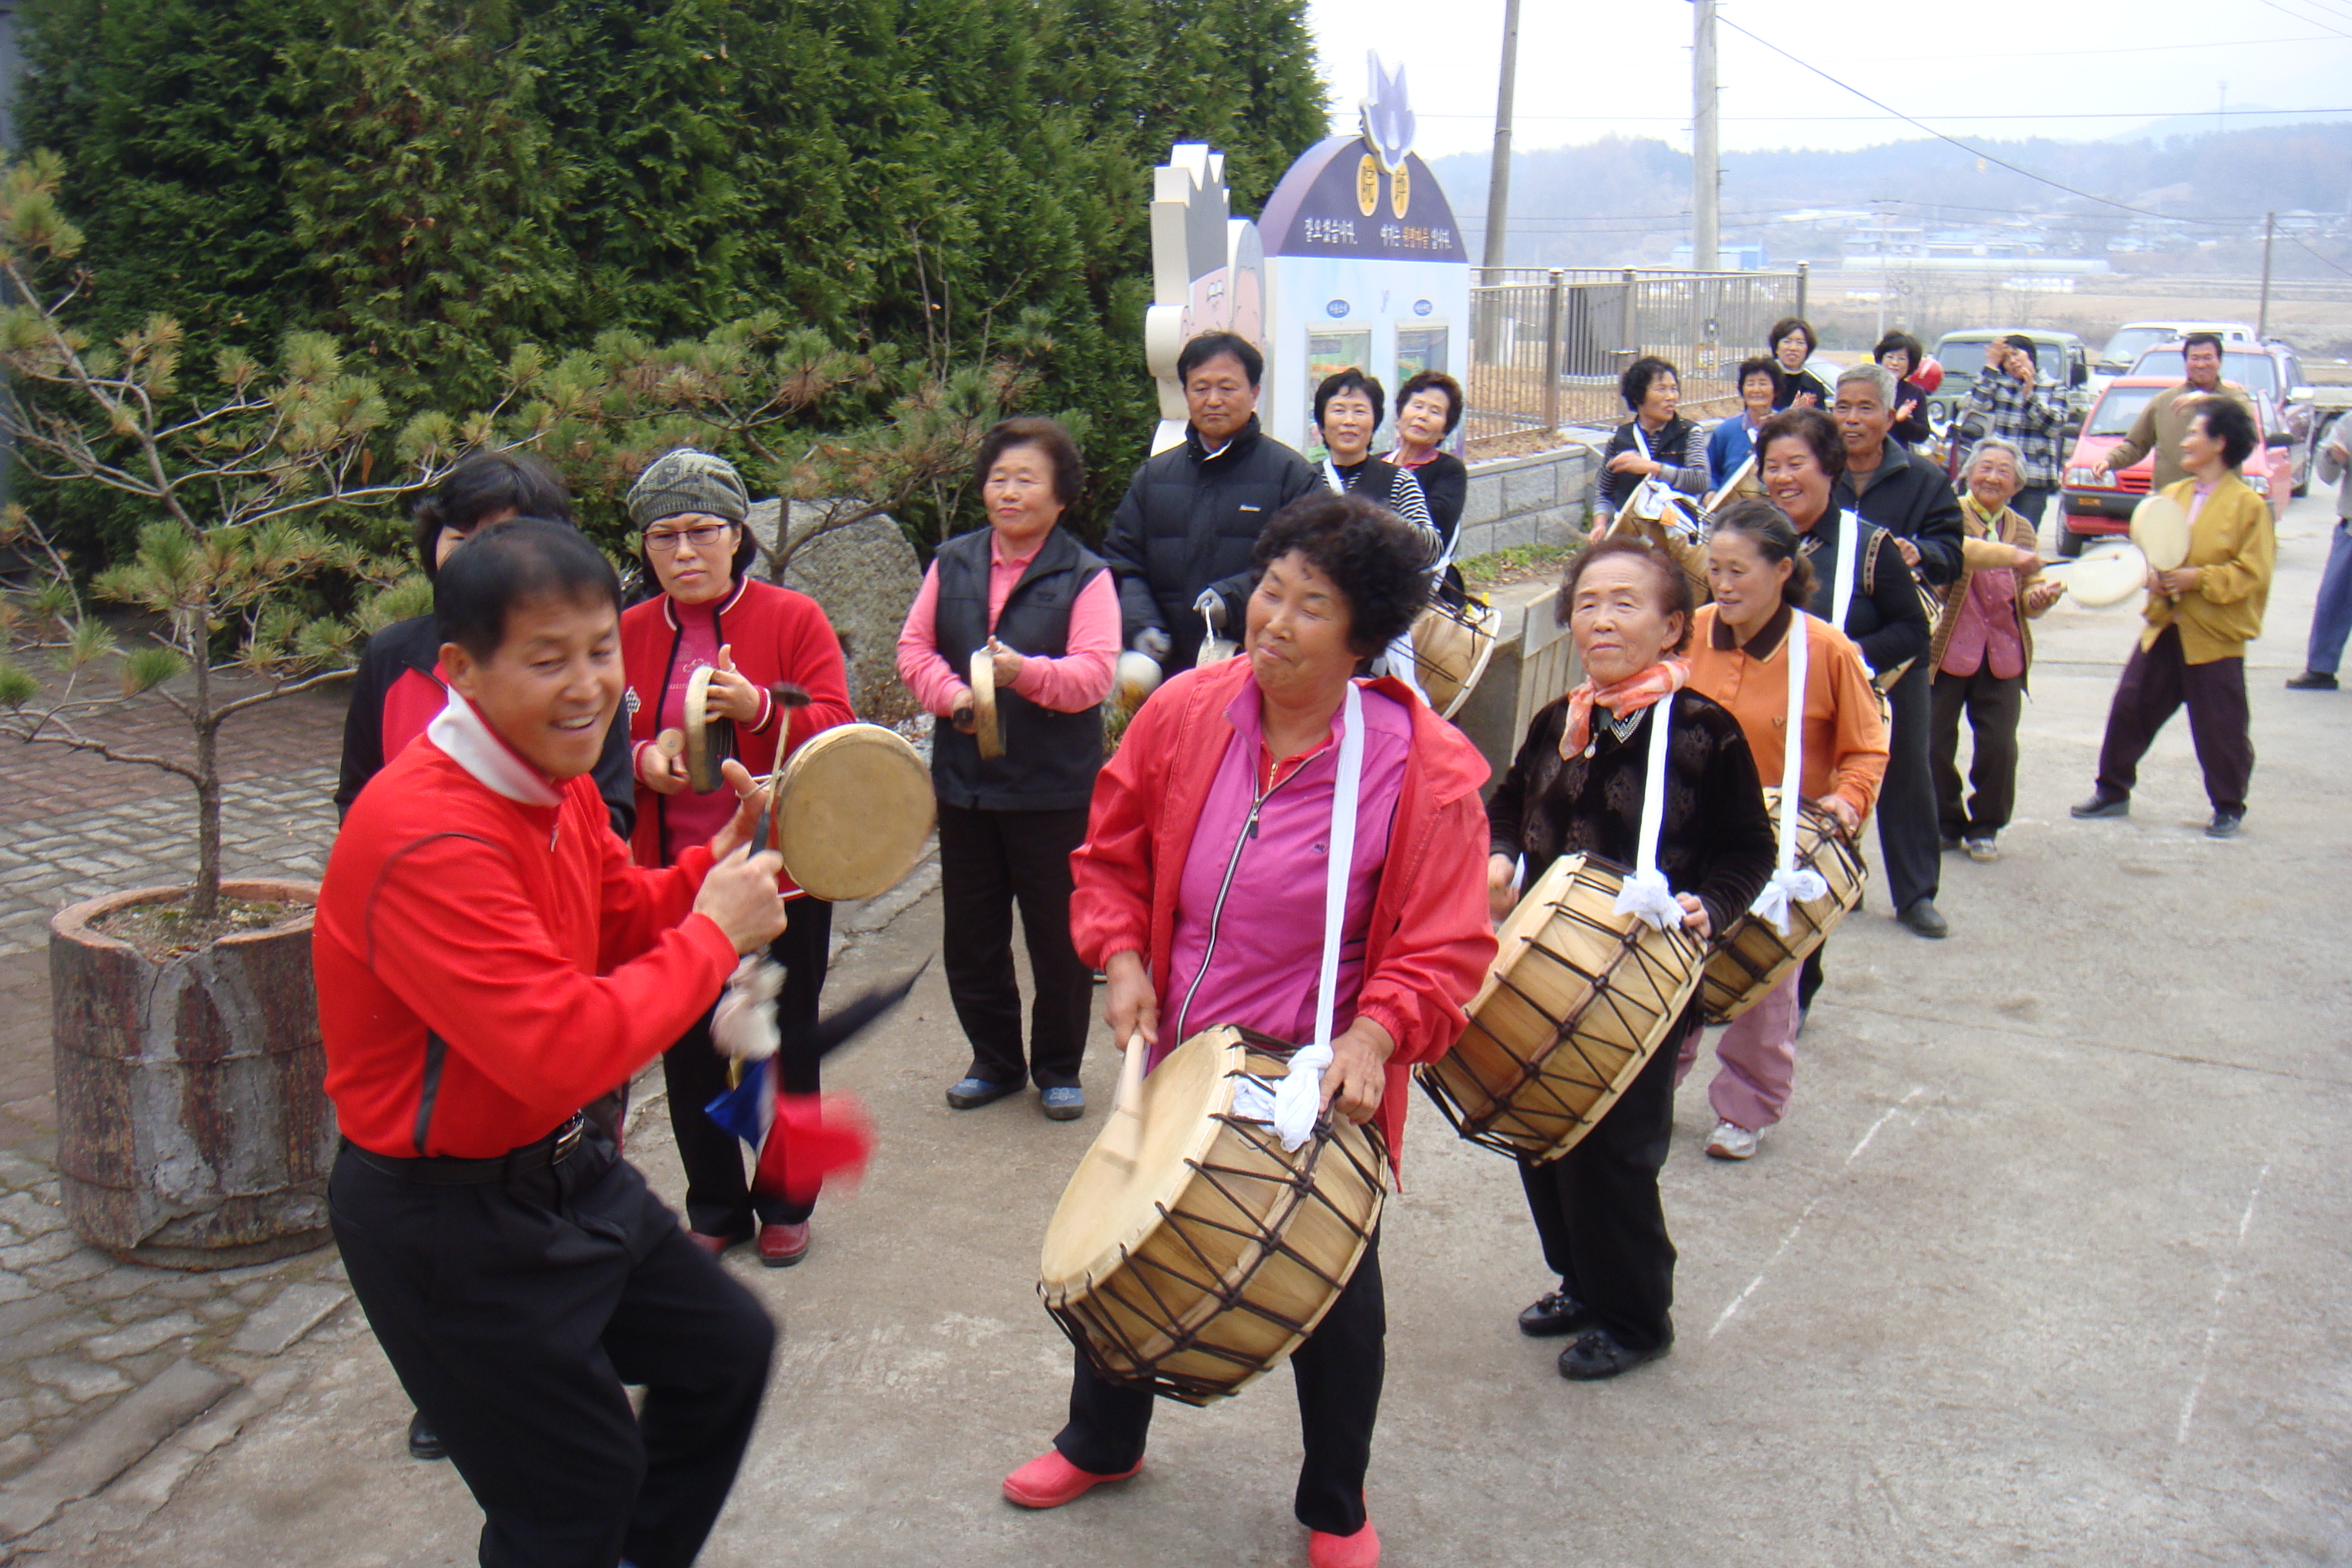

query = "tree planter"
48;880;333;1269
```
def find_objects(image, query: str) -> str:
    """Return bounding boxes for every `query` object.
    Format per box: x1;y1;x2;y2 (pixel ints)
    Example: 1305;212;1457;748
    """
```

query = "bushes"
14;0;1328;550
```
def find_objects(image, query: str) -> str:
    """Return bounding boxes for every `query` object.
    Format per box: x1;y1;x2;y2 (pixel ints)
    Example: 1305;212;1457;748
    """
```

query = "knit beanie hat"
627;449;750;529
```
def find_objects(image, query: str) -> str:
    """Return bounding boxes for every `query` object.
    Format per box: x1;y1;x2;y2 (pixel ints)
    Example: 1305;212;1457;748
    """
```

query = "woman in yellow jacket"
1680;499;1888;1161
2072;398;2274;839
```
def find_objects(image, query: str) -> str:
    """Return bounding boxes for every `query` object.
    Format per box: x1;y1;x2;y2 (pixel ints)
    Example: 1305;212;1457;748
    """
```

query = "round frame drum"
1417;852;1705;1164
2130;493;2191;571
765;723;934;901
2053;540;2151;609
1039;1026;1385;1406
968;648;1004;760
1699;791;1867;1024
1410;596;1502;720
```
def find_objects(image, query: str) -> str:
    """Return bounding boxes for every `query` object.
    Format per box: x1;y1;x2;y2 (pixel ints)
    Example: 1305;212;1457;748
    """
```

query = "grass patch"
1460;541;1582;593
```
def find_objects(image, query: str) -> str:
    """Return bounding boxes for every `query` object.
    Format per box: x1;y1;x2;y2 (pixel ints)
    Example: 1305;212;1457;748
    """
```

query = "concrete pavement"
11;493;2351;1565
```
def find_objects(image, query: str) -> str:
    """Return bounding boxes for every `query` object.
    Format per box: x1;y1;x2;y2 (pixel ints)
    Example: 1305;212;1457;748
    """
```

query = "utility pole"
2259;210;2275;338
1692;0;1720;273
1482;0;1523;271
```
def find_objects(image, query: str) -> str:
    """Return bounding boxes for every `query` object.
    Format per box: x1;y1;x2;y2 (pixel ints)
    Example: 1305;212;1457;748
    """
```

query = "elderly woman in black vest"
896;418;1120;1120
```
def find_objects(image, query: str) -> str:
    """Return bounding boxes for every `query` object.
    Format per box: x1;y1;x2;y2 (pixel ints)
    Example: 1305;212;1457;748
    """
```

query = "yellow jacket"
2141;473;2273;664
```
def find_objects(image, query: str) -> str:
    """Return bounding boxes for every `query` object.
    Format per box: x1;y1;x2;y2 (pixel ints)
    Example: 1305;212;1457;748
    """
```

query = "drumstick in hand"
1101;1032;1150;1175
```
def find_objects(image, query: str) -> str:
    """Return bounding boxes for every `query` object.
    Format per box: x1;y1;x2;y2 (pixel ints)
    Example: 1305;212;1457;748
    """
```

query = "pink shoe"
1308;1518;1380;1568
1002;1449;1141;1509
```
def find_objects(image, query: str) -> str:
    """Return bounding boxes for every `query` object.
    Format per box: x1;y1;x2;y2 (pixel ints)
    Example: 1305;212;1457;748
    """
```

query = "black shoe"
1516;1286;1594;1338
2071;790;2130;819
1557;1327;1671;1381
407;1411;447;1462
1897;897;1948;939
2206;810;2243;839
1939;834;1963;852
2286;670;2338;691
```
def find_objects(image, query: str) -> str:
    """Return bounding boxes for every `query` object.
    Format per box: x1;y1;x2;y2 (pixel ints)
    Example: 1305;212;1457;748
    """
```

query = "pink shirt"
1159;681;1411;1068
1942;565;2025;679
654;596;738;861
895;531;1119;718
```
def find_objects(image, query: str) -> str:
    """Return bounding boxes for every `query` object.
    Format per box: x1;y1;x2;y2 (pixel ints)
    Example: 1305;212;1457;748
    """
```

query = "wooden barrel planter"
48;879;333;1269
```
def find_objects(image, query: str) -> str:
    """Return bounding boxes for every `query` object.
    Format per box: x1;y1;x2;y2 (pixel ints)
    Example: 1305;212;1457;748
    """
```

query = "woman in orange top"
1679;499;1888;1161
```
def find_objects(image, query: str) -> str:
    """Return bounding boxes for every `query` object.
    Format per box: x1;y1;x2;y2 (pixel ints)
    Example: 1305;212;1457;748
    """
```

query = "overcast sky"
1306;0;2352;161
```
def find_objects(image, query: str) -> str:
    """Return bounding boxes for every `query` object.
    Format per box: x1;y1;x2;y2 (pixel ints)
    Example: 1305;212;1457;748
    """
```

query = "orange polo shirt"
1687;603;1889;824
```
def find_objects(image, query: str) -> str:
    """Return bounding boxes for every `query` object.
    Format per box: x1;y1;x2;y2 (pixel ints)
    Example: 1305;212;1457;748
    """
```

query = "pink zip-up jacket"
1070;656;1497;1178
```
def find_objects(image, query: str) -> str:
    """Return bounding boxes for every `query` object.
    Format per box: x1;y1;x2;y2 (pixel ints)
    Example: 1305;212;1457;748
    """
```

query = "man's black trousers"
330;1136;774;1568
1517;1013;1696;1355
661;895;831;1235
1054;1238;1384;1536
1874;660;1941;913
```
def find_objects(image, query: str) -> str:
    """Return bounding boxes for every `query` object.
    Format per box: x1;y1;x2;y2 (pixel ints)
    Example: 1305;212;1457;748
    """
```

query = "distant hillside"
1428;120;2352;271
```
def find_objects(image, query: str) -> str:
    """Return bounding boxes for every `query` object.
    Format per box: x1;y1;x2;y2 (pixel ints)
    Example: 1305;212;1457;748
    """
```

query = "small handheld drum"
968;648;1004;760
2130;493;2191;571
682;666;735;794
1039;1026;1385;1406
763;724;934;901
1417;852;1705;1164
1699;790;1868;1024
1409;594;1502;720
2050;539;2150;609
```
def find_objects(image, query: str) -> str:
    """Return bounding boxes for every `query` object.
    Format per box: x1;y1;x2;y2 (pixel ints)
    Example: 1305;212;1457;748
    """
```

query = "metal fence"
1465;266;1809;445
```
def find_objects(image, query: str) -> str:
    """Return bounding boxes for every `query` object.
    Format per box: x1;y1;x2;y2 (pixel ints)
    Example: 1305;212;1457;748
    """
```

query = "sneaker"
2071;790;2130;819
1040;1086;1086;1121
1965;836;1999;863
2286;670;2338;691
2206;810;2243;840
1705;1120;1759;1160
946;1076;1022;1111
1002;1449;1141;1509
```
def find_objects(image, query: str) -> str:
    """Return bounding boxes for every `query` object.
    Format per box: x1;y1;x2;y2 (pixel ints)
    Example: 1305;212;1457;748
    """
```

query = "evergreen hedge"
15;0;1327;553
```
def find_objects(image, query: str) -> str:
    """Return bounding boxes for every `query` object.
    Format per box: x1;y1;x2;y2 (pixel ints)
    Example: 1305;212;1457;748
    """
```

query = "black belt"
346;1114;591;1186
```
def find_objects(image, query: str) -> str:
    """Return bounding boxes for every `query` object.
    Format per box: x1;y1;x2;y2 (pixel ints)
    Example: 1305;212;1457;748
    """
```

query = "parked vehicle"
2095;320;2257;375
1926;329;2093;434
2057;375;2297;556
2123;339;2315;492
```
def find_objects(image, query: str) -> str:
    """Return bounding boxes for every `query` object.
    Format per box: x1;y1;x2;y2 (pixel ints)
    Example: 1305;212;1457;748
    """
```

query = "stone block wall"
1452;438;1603;562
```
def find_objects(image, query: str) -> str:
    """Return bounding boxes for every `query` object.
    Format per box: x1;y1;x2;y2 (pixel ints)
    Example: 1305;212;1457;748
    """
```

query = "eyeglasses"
640;523;734;553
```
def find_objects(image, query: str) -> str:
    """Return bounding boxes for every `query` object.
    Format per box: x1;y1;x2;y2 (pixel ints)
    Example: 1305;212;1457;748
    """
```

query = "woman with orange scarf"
1680;501;1888;1162
1485;539;1776;1380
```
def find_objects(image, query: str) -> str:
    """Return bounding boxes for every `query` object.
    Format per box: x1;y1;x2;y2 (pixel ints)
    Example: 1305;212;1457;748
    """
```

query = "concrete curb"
0;1357;237;1540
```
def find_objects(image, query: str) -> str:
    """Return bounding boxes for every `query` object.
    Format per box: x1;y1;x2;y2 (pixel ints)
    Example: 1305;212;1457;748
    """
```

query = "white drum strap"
1829;510;1862;633
1273;681;1366;1152
1612;698;1686;933
1324;458;1348;496
1749;612;1829;936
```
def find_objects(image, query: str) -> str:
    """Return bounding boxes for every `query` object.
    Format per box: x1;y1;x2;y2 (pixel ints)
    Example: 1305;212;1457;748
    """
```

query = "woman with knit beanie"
618;449;857;1266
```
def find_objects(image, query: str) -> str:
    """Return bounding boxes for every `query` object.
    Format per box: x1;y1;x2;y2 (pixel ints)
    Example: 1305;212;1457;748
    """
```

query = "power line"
1715;15;2263;225
2288;235;2352;277
1814;34;2344;62
1414;108;2352;124
2255;0;2352;39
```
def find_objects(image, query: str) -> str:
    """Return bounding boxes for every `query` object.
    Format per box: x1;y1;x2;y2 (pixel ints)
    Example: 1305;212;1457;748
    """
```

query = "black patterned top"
1486;689;1777;936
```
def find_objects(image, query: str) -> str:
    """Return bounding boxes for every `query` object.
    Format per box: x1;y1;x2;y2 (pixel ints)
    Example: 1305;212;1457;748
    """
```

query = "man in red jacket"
318;518;789;1568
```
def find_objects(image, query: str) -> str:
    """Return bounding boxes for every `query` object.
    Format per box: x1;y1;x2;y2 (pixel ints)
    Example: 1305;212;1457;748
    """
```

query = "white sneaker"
1705;1120;1759;1161
1965;836;1999;863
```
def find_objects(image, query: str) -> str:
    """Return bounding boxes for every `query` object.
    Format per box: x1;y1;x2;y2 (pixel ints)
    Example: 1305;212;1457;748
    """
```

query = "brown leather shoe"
757;1221;810;1268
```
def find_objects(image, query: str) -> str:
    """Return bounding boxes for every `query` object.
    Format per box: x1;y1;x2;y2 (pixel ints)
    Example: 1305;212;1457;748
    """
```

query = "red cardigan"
620;576;856;883
1070;658;1498;1177
316;739;738;1158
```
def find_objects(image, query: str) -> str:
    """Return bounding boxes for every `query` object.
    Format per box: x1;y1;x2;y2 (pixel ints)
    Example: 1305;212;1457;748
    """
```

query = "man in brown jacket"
2090;333;2257;490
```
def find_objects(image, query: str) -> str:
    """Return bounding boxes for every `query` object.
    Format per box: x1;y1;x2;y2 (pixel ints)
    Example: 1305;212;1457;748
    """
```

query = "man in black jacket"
1103;332;1322;671
1830;362;1965;939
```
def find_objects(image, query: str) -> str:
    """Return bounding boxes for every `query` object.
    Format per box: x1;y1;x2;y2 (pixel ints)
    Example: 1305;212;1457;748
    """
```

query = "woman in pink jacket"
997;491;1498;1568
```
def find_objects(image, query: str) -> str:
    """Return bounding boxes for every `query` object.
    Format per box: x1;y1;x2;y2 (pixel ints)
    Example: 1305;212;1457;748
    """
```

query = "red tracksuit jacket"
1068;659;1498;1179
317;725;738;1159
